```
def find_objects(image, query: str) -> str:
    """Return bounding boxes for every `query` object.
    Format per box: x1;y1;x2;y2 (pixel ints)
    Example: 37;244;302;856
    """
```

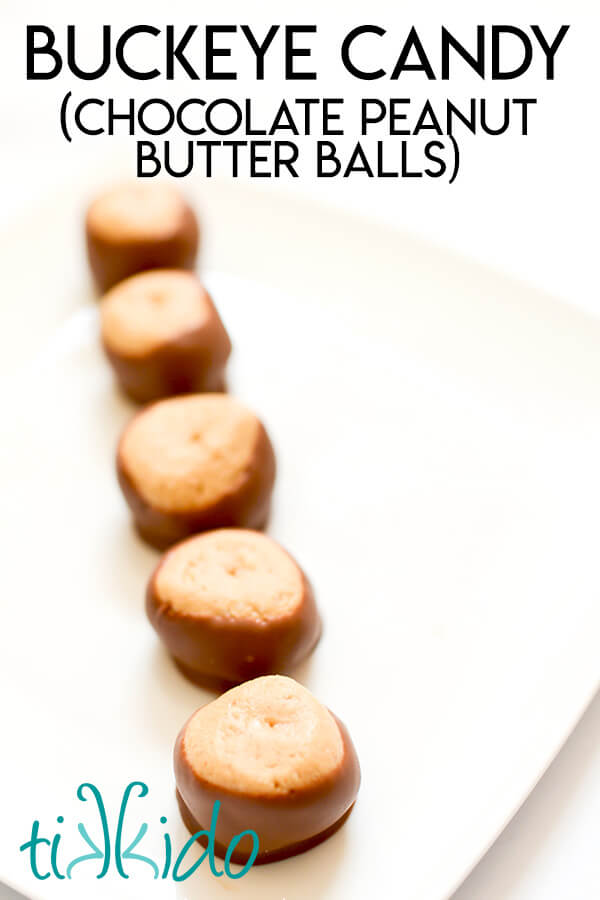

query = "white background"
1;1;599;898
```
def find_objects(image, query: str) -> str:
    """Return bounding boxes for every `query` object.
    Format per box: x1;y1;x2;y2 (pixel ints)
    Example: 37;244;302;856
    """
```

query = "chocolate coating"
86;183;199;293
104;324;228;403
116;396;276;550
146;530;321;689
101;272;231;404
174;688;360;864
175;788;354;864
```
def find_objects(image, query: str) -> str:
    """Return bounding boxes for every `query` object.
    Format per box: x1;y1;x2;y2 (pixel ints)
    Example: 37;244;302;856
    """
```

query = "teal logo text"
19;781;258;882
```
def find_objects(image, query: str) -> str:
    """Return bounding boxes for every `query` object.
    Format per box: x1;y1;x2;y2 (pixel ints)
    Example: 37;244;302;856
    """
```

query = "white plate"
1;181;599;900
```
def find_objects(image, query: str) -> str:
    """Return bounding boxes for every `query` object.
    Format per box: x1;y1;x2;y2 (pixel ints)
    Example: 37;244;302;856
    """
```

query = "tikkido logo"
19;782;259;882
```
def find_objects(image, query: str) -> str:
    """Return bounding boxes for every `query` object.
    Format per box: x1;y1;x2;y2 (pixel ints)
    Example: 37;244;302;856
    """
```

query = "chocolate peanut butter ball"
174;676;361;864
86;181;199;293
116;395;276;549
147;529;321;689
100;270;231;403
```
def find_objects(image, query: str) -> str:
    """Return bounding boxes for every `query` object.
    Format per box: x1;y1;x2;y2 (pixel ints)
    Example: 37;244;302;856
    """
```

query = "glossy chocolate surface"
116;412;276;550
174;712;360;864
147;543;321;688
